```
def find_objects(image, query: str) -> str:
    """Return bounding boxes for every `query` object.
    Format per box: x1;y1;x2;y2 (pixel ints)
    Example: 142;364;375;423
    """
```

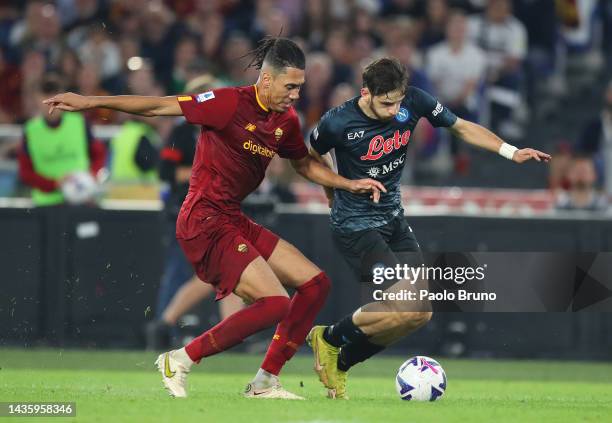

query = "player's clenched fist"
347;178;387;203
43;92;90;114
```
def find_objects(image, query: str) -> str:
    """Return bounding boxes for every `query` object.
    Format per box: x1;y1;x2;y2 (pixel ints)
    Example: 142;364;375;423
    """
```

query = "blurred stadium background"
1;0;611;362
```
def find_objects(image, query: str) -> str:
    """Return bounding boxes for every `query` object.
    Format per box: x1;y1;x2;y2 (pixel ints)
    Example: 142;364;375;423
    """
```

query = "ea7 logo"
432;102;444;117
348;130;364;140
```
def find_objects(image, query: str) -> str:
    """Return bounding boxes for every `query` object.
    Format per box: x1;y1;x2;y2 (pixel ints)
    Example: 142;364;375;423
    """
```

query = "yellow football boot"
306;326;340;389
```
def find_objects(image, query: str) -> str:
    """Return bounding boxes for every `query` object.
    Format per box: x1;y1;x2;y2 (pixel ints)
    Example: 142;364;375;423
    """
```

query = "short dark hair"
362;57;408;96
245;36;305;72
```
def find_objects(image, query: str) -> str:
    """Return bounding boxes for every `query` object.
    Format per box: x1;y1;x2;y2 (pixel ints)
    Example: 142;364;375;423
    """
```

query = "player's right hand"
43;92;90;114
348;178;387;203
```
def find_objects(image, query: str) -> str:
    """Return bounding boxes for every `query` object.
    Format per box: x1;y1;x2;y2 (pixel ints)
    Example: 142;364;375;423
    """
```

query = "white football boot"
155;350;192;398
243;380;305;400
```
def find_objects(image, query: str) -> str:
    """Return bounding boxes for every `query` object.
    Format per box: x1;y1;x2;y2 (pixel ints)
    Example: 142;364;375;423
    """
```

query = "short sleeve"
177;87;239;129
277;112;308;160
411;87;457;128
309;116;338;155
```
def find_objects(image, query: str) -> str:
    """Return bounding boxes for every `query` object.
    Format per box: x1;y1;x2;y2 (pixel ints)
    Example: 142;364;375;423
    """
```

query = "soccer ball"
395;355;447;401
61;171;98;205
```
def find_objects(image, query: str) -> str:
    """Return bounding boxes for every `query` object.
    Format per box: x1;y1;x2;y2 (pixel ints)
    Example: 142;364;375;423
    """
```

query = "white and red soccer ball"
396;355;447;401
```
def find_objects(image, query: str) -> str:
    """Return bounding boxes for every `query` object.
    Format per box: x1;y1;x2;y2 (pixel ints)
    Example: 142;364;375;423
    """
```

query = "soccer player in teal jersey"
308;57;550;399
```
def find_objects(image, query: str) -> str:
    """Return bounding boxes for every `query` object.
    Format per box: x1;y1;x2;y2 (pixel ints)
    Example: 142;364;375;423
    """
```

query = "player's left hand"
513;148;551;164
43;92;91;114
348;178;387;203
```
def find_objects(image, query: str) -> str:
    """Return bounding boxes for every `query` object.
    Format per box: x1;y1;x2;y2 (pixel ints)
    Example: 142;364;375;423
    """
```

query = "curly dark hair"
362;57;409;96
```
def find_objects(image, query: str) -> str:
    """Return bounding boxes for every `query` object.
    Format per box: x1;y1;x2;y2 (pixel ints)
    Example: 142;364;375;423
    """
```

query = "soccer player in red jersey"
44;37;385;399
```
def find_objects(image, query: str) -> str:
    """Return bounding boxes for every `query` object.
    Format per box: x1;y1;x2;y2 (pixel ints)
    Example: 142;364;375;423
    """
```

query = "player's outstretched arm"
308;148;336;207
43;92;183;117
291;155;387;203
449;118;551;163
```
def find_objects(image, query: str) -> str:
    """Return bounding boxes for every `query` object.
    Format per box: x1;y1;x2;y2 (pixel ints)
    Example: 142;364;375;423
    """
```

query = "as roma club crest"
274;127;283;142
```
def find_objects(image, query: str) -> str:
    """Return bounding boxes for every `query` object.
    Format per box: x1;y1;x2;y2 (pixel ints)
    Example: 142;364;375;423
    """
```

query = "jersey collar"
253;85;269;113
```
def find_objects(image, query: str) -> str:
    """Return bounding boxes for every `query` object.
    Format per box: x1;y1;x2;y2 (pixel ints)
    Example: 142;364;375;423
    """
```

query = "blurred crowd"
0;0;611;209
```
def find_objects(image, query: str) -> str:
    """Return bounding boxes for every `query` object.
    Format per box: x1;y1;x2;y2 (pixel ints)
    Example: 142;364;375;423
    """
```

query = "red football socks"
185;295;290;362
261;272;331;375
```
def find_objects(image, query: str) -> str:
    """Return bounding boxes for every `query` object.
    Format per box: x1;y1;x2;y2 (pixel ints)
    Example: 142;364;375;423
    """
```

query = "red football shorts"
177;212;279;300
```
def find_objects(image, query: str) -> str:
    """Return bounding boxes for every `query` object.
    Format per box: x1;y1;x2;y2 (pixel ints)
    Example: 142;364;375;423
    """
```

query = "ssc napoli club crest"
396;107;410;122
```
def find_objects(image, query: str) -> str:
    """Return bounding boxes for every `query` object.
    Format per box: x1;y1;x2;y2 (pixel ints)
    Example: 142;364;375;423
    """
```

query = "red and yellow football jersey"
176;85;307;238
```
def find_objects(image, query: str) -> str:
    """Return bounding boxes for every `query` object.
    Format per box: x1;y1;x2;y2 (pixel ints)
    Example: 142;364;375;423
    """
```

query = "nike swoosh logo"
164;353;176;378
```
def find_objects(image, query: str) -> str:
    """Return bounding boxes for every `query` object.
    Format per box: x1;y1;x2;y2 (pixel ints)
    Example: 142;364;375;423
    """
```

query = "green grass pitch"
1;348;611;422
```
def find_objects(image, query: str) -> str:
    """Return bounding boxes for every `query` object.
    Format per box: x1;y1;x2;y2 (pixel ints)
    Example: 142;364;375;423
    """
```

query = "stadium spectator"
18;74;105;206
384;35;433;94
198;12;225;62
467;0;528;139
109;116;159;183
323;28;354;86
56;48;81;92
21;56;46;123
109;63;162;183
169;36;199;94
76;25;122;83
554;0;605;98
59;0;107;33
575;80;612;197
0;45;21;122
548;139;573;195
418;0;450;49
76;63;116;124
381;0;425;19
513;0;558;105
353;2;382;45
556;154;607;212
298;0;331;49
0;2;19;51
139;1;183;89
104;36;140;94
250;1;291;45
219;33;257;86
427;11;486;119
17;2;64;65
426;10;486;166
9;1;44;50
301;52;334;128
329;82;356;108
603;0;612;74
